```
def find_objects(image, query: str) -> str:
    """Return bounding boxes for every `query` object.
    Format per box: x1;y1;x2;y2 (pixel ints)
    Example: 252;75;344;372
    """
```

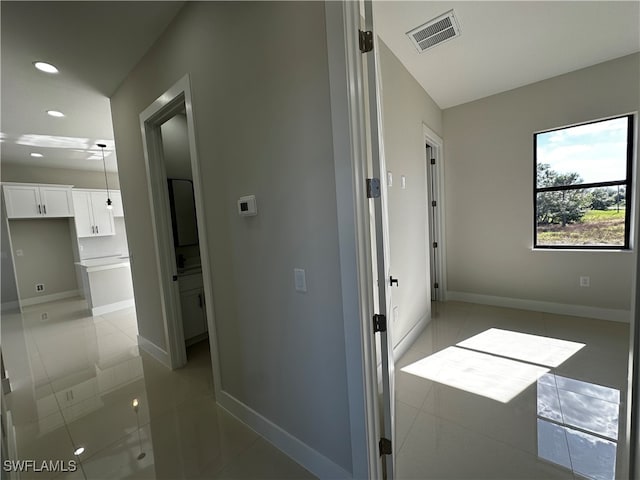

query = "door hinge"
373;314;387;333
430;158;436;165
431;200;437;207
366;178;381;198
434;282;439;289
433;242;438;248
359;30;373;53
379;437;392;456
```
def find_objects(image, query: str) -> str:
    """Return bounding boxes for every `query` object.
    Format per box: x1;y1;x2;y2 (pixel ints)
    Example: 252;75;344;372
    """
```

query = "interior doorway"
139;75;219;385
424;126;446;302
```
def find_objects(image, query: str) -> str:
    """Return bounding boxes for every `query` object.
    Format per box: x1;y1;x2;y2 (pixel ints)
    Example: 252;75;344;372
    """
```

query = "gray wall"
1;204;19;309
442;53;639;311
110;2;352;473
1;164;120;190
378;41;442;346
9;219;77;300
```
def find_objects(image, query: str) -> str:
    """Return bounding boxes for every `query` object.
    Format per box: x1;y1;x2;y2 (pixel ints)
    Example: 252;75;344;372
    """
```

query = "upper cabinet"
72;190;115;237
3;183;74;218
110;191;124;218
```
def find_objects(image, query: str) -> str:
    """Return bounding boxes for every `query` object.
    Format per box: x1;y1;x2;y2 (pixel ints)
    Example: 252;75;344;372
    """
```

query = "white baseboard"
20;290;80;307
137;335;170;368
91;299;135;316
218;391;352;480
447;291;631;323
376;313;431;391
393;313;430;361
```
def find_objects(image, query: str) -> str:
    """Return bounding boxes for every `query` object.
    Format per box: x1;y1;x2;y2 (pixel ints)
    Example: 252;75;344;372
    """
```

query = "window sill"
531;247;634;253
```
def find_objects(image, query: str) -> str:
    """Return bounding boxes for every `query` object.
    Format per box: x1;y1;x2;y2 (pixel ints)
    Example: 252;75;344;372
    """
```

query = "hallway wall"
378;40;443;350
111;2;354;476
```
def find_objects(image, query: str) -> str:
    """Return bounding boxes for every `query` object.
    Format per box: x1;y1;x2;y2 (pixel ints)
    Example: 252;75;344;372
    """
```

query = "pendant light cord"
98;144;111;198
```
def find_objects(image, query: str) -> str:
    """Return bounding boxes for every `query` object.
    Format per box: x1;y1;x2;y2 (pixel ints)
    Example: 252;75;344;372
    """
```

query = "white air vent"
407;10;461;53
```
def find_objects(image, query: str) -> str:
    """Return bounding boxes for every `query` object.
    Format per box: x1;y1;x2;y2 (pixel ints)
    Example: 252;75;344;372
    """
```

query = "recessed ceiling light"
73;447;85;456
34;61;59;74
30;153;43;158
46;110;65;118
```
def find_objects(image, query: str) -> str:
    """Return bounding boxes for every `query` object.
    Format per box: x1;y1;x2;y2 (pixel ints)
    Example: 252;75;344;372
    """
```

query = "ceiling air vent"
407;10;461;53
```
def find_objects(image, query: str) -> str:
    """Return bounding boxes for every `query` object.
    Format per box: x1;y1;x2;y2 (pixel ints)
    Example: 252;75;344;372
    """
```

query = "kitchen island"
75;256;134;316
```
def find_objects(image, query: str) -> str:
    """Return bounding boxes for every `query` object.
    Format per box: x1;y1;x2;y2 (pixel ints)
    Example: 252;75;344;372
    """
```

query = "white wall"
378;41;442;346
110;2;355;475
443;53;639;315
1;164;120;190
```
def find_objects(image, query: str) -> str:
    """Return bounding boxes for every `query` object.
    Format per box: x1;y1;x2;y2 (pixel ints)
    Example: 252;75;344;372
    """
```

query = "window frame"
533;114;634;250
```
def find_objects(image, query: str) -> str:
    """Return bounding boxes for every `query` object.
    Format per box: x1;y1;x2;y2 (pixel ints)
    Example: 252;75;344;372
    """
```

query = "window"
534;115;634;249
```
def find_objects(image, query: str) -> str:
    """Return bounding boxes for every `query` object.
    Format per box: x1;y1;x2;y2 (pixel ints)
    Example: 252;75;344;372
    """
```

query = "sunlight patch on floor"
456;328;585;367
401;346;549;403
401;328;585;403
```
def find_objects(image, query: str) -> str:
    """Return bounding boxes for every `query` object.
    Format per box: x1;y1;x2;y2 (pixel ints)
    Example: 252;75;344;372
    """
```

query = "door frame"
423;124;448;301
138;75;222;394
324;0;387;477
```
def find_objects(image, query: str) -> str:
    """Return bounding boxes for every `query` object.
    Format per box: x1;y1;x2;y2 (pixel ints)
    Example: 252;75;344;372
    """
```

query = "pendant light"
97;143;113;209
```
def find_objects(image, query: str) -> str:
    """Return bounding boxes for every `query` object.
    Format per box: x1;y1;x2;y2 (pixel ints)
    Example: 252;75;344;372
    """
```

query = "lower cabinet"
178;273;208;343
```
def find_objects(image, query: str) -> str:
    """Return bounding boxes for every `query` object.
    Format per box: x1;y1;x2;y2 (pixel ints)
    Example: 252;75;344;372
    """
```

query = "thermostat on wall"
238;195;257;216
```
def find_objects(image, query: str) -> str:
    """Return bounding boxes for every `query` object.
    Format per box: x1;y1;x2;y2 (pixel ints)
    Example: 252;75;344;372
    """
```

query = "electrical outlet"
35;283;45;292
15;249;23;256
41;312;48;320
579;276;590;288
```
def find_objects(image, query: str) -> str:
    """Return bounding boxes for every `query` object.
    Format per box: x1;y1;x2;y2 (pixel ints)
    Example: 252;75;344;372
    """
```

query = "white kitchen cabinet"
110;191;124;217
178;272;208;344
3;183;74;218
72;189;115;237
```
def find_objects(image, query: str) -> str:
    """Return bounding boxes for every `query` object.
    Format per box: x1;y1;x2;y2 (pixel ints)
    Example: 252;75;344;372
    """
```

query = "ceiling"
1;1;184;173
1;1;638;174
374;1;640;109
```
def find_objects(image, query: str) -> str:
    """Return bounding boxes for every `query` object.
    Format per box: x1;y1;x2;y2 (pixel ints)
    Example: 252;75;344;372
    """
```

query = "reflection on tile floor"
1;298;316;479
395;301;630;480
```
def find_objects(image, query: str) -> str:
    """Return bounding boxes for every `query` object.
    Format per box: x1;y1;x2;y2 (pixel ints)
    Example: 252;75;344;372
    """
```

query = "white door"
39;186;73;217
90;191;115;236
363;1;395;477
72;191;94;237
3;185;41;218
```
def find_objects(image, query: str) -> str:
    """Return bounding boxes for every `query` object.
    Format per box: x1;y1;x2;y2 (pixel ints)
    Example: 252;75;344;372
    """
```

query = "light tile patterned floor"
3;298;629;479
395;301;629;480
2;298;315;479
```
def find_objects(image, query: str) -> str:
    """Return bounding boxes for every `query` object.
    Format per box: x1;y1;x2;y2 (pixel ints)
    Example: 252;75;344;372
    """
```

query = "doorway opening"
139;76;220;385
424;126;446;302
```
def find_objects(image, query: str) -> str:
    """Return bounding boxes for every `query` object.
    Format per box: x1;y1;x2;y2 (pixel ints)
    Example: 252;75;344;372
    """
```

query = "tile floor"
2;298;630;479
1;298;315;479
394;301;630;480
